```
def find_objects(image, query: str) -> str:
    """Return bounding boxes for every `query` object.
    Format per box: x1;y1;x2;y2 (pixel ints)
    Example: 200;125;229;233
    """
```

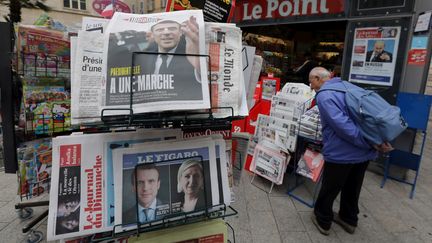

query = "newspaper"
251;143;288;185
71;30;105;124
299;105;322;141
205;22;243;117
112;138;223;232
81;17;109;32
280;83;315;99
270;94;308;123
47;129;181;240
296;148;324;182
255;114;298;153
247;55;263;109
102;10;210;116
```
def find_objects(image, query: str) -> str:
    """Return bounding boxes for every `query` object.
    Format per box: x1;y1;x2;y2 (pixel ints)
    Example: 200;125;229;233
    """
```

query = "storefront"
233;0;430;105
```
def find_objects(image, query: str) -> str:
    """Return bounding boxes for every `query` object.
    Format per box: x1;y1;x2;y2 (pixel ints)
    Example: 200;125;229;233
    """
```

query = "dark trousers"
314;161;369;230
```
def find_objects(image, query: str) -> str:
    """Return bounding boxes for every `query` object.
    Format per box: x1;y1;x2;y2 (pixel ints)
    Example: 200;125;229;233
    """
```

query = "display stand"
2;32;240;240
287;102;323;208
87;51;239;242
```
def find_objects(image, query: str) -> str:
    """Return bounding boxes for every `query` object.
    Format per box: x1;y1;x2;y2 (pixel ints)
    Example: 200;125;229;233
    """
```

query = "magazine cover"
166;0;236;23
102;10;210;115
17;138;52;199
47;129;182;240
112;139;219;231
16;25;70;77
296;148;324;182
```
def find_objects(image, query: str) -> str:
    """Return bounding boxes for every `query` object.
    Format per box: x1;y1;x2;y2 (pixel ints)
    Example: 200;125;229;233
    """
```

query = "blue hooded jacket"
316;77;377;164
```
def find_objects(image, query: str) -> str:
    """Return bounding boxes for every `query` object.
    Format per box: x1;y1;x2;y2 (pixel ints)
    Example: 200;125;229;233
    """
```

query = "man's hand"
181;16;200;70
379;53;391;61
373;142;394;153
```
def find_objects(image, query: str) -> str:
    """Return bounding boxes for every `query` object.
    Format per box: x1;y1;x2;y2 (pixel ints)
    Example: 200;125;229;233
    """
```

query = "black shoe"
333;213;356;234
311;214;330;235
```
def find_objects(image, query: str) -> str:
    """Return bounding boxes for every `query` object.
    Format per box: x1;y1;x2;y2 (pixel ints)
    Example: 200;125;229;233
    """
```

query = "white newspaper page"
205;22;243;117
81;17;109;32
102;10;210;115
71;30;105;124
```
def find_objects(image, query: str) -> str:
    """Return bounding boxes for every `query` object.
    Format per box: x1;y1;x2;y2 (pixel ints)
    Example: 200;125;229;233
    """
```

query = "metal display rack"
2;42;240;242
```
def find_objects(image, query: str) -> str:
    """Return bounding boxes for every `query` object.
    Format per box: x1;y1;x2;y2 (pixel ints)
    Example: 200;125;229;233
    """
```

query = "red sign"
235;0;344;23
60;144;81;167
408;49;427;65
92;0;131;15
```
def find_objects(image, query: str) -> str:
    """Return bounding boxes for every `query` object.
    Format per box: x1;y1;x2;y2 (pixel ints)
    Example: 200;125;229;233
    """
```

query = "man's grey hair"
310;67;331;80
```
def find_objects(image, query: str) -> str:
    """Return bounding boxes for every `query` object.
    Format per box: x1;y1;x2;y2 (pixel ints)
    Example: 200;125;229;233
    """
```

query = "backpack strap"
316;81;348;95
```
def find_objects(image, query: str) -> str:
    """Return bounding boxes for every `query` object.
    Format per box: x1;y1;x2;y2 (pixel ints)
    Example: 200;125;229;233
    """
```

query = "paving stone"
392;232;425;243
280;231;311;243
269;197;306;232
298;211;341;243
247;211;279;237
252;233;282;243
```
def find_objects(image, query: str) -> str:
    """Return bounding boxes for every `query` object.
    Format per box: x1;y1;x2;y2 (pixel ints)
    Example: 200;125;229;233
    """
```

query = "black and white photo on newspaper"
112;138;222;232
102;10;210;115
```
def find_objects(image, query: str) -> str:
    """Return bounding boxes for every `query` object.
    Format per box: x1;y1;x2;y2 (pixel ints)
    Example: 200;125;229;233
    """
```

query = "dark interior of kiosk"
242;21;347;86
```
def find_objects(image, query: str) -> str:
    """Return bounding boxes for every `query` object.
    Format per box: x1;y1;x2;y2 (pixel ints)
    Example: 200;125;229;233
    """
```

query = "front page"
102;10;210;115
112;138;220;232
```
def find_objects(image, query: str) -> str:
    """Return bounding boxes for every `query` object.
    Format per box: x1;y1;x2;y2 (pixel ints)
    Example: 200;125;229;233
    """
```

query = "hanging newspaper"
102;10;210;116
298;106;322;141
112;138;225;232
47;129;181;240
255;114;298;152
205;22;243;117
71;30;105;124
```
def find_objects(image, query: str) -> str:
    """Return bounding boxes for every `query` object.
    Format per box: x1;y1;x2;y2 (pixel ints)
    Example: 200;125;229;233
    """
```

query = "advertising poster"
166;0;236;23
349;26;401;86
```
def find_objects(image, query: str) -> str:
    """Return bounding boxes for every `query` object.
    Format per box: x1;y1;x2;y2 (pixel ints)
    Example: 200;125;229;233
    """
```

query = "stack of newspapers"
247;83;315;185
47;129;232;241
71;10;247;125
298;105;322;141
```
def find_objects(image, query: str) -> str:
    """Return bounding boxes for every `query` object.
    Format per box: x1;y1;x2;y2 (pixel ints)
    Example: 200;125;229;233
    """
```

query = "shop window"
161;0;167;9
148;0;155;12
64;0;86;10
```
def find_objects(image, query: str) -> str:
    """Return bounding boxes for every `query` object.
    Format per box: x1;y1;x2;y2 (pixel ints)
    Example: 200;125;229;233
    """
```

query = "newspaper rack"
85;154;238;242
6;46;241;241
287;106;323;208
99;51;238;128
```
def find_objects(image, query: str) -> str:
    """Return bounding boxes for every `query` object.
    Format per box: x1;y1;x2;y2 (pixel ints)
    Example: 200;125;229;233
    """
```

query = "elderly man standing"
308;67;393;235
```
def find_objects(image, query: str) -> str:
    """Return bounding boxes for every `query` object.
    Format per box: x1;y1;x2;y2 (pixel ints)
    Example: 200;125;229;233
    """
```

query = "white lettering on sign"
241;0;331;21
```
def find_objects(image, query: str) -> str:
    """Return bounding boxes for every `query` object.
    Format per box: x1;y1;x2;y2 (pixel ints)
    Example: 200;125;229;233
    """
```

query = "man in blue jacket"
308;67;392;235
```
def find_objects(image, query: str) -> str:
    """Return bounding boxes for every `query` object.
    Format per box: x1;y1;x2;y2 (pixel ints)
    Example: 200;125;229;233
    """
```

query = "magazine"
112;138;221;232
17;138;52;199
296;148;324;182
102;10;210;116
16;25;70;77
166;0;236;23
47;129;182;240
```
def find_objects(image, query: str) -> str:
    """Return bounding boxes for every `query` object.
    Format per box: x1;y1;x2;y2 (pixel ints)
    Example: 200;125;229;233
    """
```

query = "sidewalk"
0;121;431;242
